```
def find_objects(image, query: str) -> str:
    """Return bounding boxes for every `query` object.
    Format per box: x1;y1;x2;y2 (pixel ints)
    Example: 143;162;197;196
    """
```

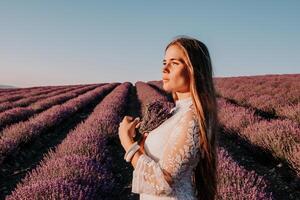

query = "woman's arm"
131;149;143;169
131;110;200;196
131;132;148;169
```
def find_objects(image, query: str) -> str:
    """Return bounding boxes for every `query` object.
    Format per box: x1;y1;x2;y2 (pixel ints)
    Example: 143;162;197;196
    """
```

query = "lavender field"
0;74;299;200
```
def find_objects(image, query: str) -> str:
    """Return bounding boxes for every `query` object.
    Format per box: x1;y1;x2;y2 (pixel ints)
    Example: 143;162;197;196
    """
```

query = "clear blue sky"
0;0;299;87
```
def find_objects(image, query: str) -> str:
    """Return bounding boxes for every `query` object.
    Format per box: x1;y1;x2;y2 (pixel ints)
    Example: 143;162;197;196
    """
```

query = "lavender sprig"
136;101;175;142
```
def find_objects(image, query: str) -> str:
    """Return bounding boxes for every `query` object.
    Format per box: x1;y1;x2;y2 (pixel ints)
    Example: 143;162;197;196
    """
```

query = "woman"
118;36;219;200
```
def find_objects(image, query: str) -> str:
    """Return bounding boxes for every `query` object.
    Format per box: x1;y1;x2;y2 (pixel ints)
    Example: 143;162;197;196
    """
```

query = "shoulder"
189;104;197;116
186;104;198;121
179;106;199;128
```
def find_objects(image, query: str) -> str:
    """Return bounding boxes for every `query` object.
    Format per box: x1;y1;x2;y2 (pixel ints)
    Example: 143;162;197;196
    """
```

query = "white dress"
132;97;202;200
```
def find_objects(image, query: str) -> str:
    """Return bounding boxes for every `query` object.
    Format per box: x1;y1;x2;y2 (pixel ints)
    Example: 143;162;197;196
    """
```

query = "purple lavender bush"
0;84;100;130
7;178;95;200
217;147;273;200
7;82;129;199
0;84;115;165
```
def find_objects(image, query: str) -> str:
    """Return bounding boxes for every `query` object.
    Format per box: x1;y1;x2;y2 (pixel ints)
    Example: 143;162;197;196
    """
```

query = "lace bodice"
132;97;201;200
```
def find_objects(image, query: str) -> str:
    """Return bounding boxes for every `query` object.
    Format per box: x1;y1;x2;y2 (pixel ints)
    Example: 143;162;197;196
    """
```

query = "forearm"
130;149;144;169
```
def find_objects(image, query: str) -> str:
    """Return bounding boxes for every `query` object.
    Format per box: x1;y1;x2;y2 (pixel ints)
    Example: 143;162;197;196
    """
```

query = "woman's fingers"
142;132;148;142
138;132;147;145
125;116;133;121
135;122;141;128
142;132;149;137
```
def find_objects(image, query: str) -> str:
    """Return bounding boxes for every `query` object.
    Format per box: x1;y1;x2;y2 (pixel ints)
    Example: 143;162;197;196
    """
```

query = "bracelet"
124;141;138;160
124;142;140;162
124;141;140;162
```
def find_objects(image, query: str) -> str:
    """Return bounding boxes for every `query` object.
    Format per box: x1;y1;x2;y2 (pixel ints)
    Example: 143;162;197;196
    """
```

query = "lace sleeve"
131;109;200;196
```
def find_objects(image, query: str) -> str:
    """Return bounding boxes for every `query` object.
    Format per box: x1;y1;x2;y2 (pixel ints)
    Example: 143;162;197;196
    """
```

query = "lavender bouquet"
135;100;175;143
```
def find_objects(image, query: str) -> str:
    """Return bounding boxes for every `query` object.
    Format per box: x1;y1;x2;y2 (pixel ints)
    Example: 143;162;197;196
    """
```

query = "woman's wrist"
131;149;143;169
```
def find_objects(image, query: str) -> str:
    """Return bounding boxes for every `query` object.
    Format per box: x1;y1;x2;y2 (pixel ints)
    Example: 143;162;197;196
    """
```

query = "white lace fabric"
132;97;201;200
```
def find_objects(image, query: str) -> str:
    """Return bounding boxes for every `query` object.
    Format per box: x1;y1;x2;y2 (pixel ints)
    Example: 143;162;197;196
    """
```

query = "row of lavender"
6;82;129;199
0;86;63;103
0;86;49;95
137;82;273;200
0;84;94;112
0;84;104;130
0;83;98;97
148;79;300;175
0;86;57;95
214;74;300;124
0;86;64;104
218;98;300;176
0;84;89;103
0;83;116;166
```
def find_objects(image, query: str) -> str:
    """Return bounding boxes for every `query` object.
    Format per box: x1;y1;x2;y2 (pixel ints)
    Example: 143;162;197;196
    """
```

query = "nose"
162;62;170;74
162;66;169;80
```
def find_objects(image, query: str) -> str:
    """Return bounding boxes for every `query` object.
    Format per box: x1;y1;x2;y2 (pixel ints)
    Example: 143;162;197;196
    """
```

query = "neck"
176;92;192;100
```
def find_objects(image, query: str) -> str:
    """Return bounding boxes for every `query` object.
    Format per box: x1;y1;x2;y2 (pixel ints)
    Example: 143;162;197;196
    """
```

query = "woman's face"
162;44;190;93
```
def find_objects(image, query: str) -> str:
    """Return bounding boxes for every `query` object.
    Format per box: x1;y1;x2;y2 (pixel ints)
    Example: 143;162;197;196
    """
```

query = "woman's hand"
118;116;141;151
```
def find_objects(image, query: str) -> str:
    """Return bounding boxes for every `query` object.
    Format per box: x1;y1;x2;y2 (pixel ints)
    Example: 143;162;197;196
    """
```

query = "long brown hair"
166;36;219;200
